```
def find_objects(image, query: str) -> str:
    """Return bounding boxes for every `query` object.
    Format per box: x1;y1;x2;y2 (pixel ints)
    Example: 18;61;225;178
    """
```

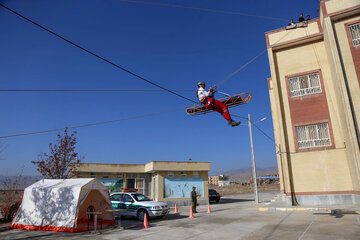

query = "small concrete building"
265;0;360;205
71;161;210;206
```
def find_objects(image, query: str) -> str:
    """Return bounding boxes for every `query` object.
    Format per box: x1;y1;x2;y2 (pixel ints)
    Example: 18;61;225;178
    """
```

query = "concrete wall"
156;171;209;206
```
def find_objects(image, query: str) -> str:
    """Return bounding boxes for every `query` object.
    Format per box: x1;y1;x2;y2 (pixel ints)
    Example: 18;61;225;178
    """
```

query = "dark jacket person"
191;186;198;213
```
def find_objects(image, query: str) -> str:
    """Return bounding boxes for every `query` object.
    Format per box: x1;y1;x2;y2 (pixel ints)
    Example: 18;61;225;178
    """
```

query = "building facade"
265;0;360;205
71;161;210;206
208;176;219;186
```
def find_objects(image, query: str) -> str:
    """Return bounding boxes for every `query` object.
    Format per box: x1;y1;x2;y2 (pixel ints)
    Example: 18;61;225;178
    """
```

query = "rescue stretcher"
186;92;252;116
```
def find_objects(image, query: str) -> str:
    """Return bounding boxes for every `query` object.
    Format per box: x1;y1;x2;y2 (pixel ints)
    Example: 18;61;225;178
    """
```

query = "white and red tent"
11;178;115;232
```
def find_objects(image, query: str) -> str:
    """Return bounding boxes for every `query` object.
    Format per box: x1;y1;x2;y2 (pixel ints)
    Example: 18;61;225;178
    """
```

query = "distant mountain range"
224;166;278;183
0;176;41;188
210;166;279;183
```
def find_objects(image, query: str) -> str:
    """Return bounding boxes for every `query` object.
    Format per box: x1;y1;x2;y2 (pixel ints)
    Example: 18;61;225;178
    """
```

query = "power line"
118;0;289;22
232;114;275;142
253;124;275;143
0;3;197;104
0;106;185;139
0;89;193;92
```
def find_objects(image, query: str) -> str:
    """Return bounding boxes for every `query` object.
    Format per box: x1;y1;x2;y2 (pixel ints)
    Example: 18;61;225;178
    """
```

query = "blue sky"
0;0;319;176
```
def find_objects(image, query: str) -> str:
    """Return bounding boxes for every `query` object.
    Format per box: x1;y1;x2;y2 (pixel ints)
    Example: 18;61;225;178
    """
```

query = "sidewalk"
0;223;11;232
258;193;360;214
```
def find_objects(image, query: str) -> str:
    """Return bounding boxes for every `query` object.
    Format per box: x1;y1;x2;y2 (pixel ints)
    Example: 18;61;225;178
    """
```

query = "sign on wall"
164;178;204;198
99;179;123;193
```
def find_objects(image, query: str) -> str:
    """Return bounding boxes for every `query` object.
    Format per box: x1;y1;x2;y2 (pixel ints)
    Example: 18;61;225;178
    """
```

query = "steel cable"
0;106;185;139
0;3;197;104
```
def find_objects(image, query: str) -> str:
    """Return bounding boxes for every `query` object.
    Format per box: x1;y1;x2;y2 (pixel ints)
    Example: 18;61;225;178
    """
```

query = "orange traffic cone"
207;203;211;213
143;213;149;229
189;206;194;218
174;204;178;214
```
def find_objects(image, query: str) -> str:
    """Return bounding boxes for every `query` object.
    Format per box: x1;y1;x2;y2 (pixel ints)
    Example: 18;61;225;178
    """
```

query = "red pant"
205;98;231;120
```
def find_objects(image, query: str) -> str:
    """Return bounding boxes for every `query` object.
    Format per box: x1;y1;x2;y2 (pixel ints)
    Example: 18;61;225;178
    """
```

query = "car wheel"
137;209;148;221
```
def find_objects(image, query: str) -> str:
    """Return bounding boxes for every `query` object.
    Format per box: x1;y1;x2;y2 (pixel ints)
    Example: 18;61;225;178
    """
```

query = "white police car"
110;189;169;221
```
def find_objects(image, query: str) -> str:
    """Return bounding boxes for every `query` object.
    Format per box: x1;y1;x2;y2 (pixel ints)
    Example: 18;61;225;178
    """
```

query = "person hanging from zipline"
196;81;240;127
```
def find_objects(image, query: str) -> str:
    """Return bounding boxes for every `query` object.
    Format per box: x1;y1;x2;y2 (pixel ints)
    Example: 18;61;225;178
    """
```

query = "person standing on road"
191;186;198;213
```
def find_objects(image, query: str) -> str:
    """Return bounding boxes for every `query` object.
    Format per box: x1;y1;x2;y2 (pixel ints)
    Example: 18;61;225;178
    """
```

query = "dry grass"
210;183;280;195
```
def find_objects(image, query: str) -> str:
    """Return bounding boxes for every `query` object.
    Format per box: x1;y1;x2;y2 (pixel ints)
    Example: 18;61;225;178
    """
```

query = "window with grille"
349;23;360;47
288;72;322;97
296;123;331;149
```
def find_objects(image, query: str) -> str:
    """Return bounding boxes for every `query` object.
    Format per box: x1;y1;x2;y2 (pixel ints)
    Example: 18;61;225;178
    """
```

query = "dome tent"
11;178;115;232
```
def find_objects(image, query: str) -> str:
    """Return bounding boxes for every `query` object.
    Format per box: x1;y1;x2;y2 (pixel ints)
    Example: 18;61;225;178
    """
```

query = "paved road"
1;191;360;240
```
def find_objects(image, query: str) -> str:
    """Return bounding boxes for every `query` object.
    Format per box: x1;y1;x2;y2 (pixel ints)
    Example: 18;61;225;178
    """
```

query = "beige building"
71;161;210;206
265;0;360;205
208;176;219;186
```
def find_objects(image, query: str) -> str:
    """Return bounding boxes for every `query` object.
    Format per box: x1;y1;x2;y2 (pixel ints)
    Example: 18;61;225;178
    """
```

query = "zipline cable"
0;106;185;139
0;89;193;92
0;3;197;104
117;0;289;22
215;30;293;88
215;49;267;88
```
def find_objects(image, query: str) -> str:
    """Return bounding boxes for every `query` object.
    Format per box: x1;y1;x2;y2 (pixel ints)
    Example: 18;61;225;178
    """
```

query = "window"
296;123;331;149
135;178;145;195
116;173;123;179
102;174;109;179
289;72;322;97
180;172;187;177
349;23;360;47
193;171;199;177
121;194;134;202
168;171;174;177
90;172;96;178
110;194;121;201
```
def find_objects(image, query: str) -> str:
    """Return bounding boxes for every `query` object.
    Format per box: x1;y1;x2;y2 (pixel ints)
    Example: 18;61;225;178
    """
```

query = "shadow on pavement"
216;198;253;204
0;230;90;240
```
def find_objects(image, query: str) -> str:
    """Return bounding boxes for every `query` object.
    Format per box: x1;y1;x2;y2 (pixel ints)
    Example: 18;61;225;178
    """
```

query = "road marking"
298;216;316;240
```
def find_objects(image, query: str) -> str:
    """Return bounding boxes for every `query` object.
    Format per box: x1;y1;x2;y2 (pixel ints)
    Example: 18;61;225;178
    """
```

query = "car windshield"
131;193;152;201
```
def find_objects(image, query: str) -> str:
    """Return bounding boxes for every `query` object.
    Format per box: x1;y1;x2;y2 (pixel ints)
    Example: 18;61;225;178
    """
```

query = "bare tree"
31;128;81;179
0;166;27;222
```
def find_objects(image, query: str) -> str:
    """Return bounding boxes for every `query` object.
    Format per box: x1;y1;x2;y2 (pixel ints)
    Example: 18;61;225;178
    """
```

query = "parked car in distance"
209;189;221;203
110;189;169;221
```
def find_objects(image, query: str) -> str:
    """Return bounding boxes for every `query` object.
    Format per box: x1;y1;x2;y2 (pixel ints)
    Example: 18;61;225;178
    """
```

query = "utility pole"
248;114;259;204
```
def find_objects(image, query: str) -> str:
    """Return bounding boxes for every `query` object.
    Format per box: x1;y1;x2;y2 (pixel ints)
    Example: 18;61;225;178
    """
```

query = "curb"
258;207;330;212
0;225;11;232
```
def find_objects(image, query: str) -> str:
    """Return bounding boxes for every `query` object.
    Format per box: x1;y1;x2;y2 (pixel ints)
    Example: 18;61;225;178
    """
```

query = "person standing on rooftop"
299;13;305;22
